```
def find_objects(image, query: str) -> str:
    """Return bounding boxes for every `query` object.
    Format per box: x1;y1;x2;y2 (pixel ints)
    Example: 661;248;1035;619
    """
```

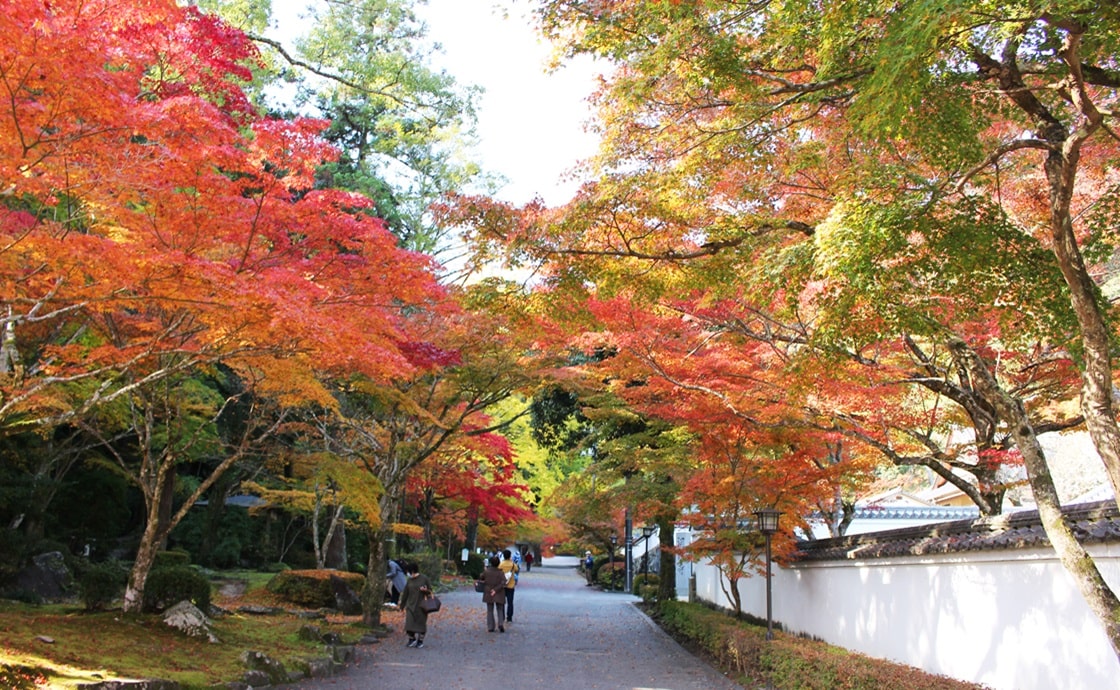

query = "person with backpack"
499;549;520;623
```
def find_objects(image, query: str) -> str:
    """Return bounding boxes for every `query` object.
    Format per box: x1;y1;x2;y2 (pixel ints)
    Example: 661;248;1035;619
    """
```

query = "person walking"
386;558;406;607
399;561;433;648
499;549;520;623
481;555;507;633
524;551;534;572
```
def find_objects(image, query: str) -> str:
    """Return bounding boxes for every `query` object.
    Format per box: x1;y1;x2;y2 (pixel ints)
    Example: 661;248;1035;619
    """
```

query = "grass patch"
650;600;992;690
0;587;362;688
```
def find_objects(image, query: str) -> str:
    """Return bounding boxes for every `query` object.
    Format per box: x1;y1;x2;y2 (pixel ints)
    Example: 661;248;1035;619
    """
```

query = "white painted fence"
684;509;1120;690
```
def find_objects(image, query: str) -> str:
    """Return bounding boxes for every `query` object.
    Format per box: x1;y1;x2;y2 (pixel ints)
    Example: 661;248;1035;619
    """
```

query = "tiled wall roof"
795;500;1120;562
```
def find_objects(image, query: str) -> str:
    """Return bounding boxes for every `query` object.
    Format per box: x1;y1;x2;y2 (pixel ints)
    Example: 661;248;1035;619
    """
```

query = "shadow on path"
296;558;743;690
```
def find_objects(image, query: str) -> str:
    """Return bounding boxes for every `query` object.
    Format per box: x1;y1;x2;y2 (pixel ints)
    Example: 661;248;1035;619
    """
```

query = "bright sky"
415;0;602;206
273;0;603;207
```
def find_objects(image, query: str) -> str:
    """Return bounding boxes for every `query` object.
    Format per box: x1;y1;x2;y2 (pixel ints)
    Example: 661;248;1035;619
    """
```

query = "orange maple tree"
0;0;446;612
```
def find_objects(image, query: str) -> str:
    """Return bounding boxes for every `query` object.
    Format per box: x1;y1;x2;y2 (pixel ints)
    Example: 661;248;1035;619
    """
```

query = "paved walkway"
297;557;743;690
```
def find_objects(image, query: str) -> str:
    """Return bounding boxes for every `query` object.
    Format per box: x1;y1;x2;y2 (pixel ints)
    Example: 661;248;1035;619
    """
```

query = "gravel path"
296;556;743;690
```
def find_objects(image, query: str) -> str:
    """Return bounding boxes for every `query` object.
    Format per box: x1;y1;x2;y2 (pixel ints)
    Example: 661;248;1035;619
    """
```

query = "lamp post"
754;508;781;640
609;534;617;590
641;525;655;580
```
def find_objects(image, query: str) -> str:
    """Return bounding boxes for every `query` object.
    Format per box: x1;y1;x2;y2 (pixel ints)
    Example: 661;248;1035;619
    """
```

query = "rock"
240;670;271;687
13;551;73;601
36;635;55;643
239;650;288;685
320;631;342;645
235;604;283;615
329;574;362;615
304;658;334;679
295;610;325;620
162;601;219;644
297;624;324;642
329;644;355;664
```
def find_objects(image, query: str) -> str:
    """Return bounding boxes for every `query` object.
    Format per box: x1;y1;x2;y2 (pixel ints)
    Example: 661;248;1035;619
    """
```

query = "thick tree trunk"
361;525;388;627
657;518;676;601
949;338;1120;659
325;522;347;570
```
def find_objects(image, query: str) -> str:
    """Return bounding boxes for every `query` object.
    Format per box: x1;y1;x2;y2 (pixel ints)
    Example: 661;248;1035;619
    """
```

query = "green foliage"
78;561;127;612
265;569;366;608
654;601;987;689
595;561;625;591
458;551;486;580
406;551;445;586
152;550;192;570
0;529;29;581
142;566;212;613
634;573;660;601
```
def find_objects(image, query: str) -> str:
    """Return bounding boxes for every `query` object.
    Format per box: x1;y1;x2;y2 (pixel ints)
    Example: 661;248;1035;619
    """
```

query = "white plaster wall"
692;543;1120;690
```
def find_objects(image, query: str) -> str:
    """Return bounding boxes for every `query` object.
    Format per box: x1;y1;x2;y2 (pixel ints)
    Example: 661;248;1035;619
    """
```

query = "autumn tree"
1;0;446;612
500;0;1120;658
311;292;543;626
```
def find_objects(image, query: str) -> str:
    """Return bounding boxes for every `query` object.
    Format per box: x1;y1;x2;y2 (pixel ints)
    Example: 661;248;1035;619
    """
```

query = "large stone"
162;601;219;644
329;644;355;664
239;650;288;686
13;551;73;601
329;575;362;615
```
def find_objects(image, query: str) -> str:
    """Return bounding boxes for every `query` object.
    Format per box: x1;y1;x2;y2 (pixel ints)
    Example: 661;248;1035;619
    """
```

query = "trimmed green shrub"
142;566;211;613
595;561;625;591
458;551;485;580
413;551;444;585
266;569;366;608
634;573;660;601
78;561;127;611
152;550;191;570
652;601;989;690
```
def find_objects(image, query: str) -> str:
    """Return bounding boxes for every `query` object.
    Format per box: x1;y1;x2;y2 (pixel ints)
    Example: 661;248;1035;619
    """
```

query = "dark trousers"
504;587;515;621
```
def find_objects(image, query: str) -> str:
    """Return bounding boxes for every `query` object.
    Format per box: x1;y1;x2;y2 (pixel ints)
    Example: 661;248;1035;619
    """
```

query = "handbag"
474;580;485;593
419;595;442;613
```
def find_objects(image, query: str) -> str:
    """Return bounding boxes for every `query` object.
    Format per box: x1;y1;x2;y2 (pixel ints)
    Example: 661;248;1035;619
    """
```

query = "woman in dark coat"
481;555;507;633
400;561;432;648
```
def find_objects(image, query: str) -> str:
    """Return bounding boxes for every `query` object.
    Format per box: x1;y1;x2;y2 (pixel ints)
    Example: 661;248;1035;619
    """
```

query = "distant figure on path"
386;558;406;607
584;550;594;585
524;551;534;572
400;562;432;648
481;555;507;633
499;549;520;623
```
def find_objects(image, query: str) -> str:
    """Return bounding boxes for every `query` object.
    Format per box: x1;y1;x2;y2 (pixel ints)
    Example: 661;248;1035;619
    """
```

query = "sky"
273;0;603;207
414;0;603;206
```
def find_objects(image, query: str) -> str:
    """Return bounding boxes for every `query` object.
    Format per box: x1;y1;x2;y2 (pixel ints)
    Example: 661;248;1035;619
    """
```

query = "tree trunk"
361;525;388;627
122;484;167;614
949;338;1120;658
657;518;676;601
325;521;347;570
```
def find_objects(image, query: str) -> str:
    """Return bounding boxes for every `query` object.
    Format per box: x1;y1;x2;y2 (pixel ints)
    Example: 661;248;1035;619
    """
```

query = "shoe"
416;641;425;649
406;639;417;648
498;626;505;633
